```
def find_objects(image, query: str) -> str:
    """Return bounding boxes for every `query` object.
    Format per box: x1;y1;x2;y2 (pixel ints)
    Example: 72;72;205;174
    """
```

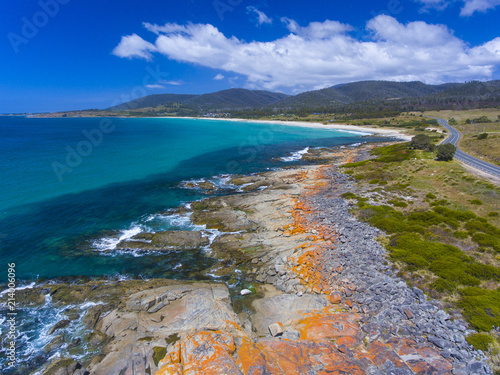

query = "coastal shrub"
433;206;477;222
341;192;357;199
373;216;407;233
409;134;433;150
406;224;426;234
388;199;408;208
467;263;500;281
404;254;429;271
426;193;437;200
459;288;500;331
430;199;449;207
472;233;500;250
407;211;446;227
436;143;456;161
488;212;499;217
470;199;483;205
153;347;167;366
466;333;494;352
372;143;415;163
477;133;489;140
342;160;370;168
466;220;500;236
430;278;457;293
453;231;469;239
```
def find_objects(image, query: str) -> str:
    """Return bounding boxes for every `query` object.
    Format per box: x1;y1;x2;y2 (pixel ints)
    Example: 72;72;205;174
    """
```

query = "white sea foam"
280;147;309;162
92;225;142;252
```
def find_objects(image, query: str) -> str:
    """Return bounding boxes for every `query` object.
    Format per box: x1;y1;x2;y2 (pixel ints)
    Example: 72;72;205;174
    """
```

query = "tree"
436;143;456;161
410;134;431;150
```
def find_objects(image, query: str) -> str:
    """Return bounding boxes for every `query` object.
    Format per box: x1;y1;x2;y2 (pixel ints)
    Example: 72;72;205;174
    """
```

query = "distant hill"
109;88;288;112
109;94;197;111
105;80;500;118
272;81;449;108
432;80;500;99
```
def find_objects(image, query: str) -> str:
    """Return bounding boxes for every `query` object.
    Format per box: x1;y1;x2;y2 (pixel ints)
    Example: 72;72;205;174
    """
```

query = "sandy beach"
159;116;413;141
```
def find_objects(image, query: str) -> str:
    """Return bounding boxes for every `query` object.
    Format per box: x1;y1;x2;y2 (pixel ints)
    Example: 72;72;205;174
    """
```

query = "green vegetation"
436;143;456;161
152;347;167;366
467;333;496;352
410;134;434;151
340;141;500;370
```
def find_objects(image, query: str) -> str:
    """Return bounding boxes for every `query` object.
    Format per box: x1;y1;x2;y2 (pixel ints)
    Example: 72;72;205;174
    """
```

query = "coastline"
3;143;491;375
155;116;413;141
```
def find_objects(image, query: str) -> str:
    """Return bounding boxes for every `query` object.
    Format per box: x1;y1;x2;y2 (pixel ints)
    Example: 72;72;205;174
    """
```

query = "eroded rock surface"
34;145;492;375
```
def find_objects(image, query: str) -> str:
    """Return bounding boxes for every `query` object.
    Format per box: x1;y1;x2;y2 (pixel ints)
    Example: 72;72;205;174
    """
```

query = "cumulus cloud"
460;0;500;15
214;73;225;80
246;6;272;25
112;34;156;60
112;16;500;92
414;0;500;15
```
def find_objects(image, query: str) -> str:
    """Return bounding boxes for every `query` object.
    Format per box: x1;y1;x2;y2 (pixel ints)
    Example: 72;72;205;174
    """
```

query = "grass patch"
466;333;495;352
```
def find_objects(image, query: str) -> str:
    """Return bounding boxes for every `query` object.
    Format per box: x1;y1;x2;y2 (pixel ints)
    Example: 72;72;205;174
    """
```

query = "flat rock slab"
250;293;328;334
116;230;209;250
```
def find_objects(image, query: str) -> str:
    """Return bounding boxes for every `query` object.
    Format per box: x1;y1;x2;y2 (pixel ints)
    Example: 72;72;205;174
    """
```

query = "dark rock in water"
151;230;209;249
197;181;217;190
1;286;46;307
116;230;209;251
192;209;258;232
41;358;80;375
231;175;261;185
242;180;271;192
48;319;70;335
44;335;65;354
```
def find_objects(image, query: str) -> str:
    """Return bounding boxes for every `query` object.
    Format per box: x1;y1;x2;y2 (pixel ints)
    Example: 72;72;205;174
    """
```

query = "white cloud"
460;0;500;15
112;34;156;60
246;6;272;25
214;74;225;80
146;84;166;89
112;16;500;92
160;80;184;85
414;0;500;15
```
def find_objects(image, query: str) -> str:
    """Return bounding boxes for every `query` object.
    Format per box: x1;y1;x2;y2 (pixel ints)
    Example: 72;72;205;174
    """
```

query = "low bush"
430;278;457;293
341;192;357;199
466;333;494;352
459;288;500;331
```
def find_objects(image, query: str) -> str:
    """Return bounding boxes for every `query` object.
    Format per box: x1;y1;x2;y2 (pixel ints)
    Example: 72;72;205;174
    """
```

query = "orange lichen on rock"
295;312;361;341
155;363;183;375
180;330;240;375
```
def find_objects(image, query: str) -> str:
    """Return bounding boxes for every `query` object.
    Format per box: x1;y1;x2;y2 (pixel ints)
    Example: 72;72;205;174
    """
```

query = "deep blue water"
0;116;381;281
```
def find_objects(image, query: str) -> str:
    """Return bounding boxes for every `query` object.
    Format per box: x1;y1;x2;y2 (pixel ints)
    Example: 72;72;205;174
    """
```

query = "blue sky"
1;0;500;113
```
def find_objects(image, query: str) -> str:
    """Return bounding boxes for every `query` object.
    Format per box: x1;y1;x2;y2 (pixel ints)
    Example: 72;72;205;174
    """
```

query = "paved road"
431;117;500;177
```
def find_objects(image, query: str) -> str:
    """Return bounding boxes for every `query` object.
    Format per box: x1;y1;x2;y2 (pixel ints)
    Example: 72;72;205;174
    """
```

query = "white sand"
160;116;412;141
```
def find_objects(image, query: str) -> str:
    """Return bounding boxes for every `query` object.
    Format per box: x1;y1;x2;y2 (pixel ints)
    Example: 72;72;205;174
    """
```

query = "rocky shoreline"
3;144;493;374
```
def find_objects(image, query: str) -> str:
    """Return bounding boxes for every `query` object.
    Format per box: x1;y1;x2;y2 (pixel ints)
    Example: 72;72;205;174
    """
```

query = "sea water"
0;116;381;281
0;116;389;373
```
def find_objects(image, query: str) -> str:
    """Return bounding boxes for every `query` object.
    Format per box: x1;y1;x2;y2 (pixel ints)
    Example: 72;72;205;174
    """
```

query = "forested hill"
100;80;500;118
108;89;288;111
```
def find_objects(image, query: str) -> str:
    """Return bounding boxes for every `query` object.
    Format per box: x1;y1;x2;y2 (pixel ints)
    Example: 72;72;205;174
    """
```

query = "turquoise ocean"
0;116;390;373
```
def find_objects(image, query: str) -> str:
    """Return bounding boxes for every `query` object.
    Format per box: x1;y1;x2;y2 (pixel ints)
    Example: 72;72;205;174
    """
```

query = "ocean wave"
280;147;310;162
335;129;373;136
180;174;238;191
